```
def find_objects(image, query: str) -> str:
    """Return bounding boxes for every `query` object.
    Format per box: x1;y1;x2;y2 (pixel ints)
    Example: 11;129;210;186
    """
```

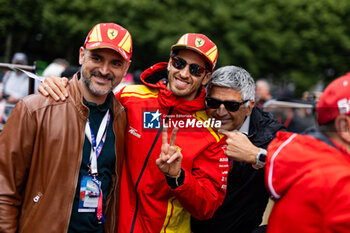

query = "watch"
255;148;267;169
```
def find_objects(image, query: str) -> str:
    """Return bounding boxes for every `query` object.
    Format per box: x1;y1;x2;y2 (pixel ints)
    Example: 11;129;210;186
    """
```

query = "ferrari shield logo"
195;38;205;48
108;29;118;40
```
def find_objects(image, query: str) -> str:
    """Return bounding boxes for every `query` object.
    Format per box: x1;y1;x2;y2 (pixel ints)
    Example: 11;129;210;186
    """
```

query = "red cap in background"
316;73;350;125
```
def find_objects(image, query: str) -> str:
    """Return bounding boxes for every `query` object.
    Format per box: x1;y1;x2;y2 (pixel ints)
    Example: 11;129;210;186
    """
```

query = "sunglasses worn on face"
171;56;208;77
206;97;249;112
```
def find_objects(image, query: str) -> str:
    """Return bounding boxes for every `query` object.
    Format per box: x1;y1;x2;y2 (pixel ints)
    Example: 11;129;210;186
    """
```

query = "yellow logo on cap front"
108;29;118;40
195;38;205;48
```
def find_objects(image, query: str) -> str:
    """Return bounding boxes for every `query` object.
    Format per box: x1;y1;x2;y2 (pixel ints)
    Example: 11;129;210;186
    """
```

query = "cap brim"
85;42;130;61
171;45;213;71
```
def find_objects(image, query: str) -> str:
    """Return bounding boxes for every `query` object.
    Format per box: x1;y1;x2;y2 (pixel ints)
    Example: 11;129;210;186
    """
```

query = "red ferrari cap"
171;33;218;71
316;73;350;125
83;23;132;61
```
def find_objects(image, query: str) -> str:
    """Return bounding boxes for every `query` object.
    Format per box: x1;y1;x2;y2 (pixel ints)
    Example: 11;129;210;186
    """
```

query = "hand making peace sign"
156;126;182;177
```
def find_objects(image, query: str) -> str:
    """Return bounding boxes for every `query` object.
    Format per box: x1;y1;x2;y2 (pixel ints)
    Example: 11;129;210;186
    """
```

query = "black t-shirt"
68;94;115;233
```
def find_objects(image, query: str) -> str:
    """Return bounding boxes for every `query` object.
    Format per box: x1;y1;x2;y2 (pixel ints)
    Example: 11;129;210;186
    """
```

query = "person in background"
33;58;70;93
265;72;350;232
299;90;320;127
42;58;69;77
0;70;5;93
0;22;131;233
0;52;30;104
263;88;311;133
255;79;273;108
0;52;30;123
61;65;80;80
192;66;284;233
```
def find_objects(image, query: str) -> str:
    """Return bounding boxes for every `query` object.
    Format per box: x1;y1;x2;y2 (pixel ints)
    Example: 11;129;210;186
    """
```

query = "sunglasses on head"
206;97;249;112
171;56;208;77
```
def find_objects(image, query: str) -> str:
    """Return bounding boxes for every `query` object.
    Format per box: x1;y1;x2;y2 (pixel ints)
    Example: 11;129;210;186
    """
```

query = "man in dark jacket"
192;65;284;233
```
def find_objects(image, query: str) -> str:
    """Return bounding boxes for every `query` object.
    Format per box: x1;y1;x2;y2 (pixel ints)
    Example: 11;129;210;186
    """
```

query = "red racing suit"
116;62;228;233
265;130;350;233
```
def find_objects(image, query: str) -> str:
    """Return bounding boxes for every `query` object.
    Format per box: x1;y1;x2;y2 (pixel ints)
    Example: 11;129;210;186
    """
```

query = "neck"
331;135;350;155
323;129;350;155
79;79;108;105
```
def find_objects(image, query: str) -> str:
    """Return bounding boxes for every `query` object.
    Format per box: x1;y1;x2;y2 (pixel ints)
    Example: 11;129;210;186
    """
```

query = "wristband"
166;169;184;189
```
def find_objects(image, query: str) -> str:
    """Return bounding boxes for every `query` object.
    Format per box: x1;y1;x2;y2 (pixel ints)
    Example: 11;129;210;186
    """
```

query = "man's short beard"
83;76;111;96
81;66;113;96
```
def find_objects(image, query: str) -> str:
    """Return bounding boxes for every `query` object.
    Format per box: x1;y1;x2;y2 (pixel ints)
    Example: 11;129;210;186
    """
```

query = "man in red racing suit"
116;33;228;233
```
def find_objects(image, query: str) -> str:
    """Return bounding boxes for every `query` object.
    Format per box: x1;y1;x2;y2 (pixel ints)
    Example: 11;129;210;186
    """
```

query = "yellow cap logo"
108;29;118;40
195;38;205;48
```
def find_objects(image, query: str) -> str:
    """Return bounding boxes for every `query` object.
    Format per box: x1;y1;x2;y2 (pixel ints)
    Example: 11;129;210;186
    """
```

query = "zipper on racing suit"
130;107;174;233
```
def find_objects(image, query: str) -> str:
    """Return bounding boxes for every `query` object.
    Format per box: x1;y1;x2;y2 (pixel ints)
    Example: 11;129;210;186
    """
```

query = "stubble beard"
81;66;113;97
168;73;189;98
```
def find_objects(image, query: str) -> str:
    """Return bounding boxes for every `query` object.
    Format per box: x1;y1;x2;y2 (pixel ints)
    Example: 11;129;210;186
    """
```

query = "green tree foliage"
0;0;45;62
1;0;350;94
209;0;350;94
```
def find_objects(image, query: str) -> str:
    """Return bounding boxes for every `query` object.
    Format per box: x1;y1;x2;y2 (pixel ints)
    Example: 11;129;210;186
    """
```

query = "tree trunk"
5;31;13;63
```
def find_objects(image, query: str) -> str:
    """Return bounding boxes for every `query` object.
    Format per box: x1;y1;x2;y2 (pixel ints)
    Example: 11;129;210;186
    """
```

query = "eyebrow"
89;52;102;58
174;56;206;69
90;52;124;63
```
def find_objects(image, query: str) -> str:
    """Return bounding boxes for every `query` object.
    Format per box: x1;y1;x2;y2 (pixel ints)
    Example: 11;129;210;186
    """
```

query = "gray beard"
81;72;112;97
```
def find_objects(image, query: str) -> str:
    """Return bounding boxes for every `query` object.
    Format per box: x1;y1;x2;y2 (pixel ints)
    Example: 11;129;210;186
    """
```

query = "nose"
216;104;228;116
179;64;191;78
99;62;110;76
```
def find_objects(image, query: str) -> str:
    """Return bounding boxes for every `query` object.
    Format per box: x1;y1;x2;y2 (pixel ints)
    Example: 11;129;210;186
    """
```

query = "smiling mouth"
213;117;231;122
93;75;112;83
174;77;190;88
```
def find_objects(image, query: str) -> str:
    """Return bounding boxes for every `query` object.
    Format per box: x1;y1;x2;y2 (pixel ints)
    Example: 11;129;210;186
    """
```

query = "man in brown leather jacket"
0;23;131;233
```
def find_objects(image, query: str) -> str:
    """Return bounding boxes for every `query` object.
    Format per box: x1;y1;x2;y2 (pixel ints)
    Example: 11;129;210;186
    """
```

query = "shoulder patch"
193;110;224;142
120;85;159;98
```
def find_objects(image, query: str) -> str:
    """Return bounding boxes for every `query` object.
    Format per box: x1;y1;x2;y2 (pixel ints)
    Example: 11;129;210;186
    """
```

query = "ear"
167;58;172;72
122;60;132;78
79;47;85;65
335;115;350;144
246;100;255;116
201;72;211;86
